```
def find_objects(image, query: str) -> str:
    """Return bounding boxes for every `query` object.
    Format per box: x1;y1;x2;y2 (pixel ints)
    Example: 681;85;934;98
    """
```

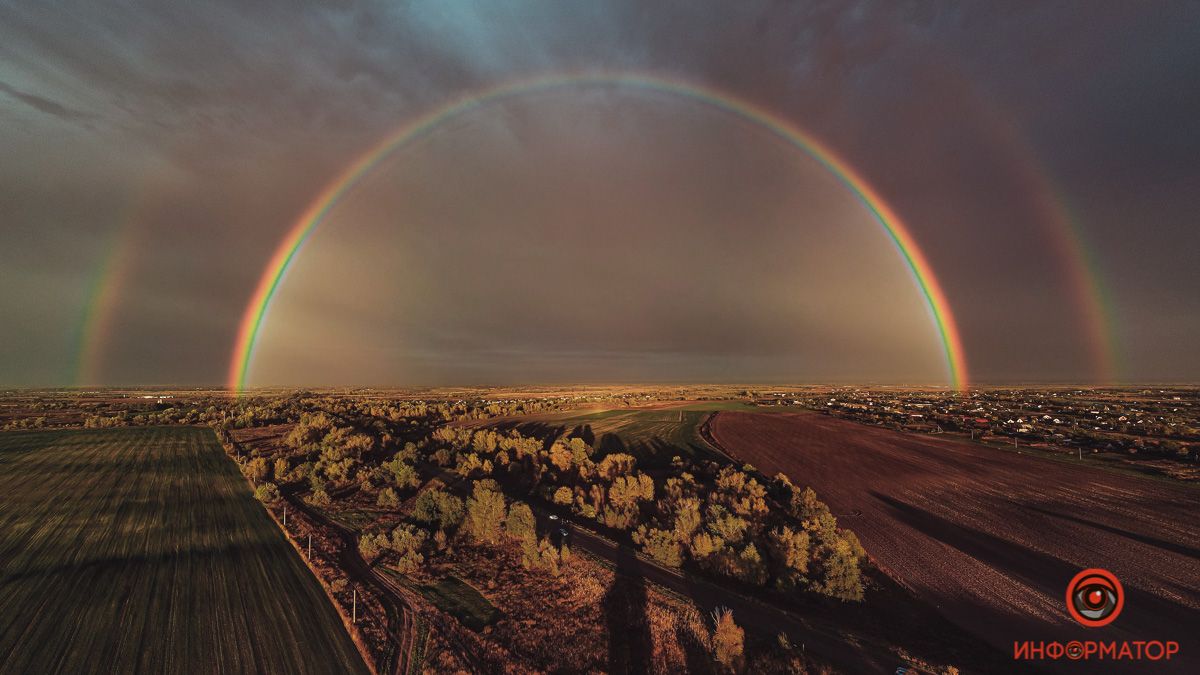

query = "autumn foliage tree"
711;608;744;669
465;479;507;544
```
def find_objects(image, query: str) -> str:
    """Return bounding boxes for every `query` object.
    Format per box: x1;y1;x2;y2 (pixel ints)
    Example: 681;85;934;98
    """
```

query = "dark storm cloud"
0;0;1197;386
0;80;94;123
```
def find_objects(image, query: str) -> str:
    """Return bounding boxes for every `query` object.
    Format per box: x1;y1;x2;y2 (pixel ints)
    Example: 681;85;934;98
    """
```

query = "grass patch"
419;576;499;631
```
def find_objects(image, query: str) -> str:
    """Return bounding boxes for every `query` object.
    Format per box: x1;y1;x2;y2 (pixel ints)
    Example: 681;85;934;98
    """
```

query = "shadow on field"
568;424;596;446
1025;504;1200;559
870;490;1196;646
603;544;652;674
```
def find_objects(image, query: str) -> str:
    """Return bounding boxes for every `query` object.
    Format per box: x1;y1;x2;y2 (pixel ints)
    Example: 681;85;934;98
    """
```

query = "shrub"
273;457;290;482
521;536;562;576
305;489;331;507
377;487;400;508
254;482;281;504
245;457;270;483
359;532;389;560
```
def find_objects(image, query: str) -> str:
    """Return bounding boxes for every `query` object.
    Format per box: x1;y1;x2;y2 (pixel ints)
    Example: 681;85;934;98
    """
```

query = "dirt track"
710;411;1200;673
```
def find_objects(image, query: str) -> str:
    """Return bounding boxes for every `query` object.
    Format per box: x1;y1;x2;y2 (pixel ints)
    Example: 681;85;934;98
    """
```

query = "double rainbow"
228;72;969;393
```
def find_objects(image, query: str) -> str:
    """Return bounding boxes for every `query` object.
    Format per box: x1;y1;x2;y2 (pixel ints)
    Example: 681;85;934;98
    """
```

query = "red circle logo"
1066;568;1124;627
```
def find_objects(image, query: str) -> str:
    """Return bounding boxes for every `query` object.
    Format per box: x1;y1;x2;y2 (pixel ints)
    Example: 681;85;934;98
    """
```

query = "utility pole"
352;589;358;624
282;506;287;527
307;534;312;559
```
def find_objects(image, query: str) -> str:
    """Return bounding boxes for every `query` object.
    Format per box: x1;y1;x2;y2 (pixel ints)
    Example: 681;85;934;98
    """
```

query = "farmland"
482;400;775;465
710;411;1200;673
0;427;368;675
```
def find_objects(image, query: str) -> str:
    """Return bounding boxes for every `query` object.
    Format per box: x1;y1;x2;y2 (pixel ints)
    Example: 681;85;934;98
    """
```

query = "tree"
597;453;636;480
818;538;864;602
791;486;830;523
285;412;334;449
377;487;400;508
505;501;536;545
245;457;270;483
521;536;562;575
673;498;703;542
465;480;507;544
359;532;389;560
389;524;428;573
273;457;290;482
767;526;811;584
413;488;465;530
552;486;574;506
712;608;745;669
548;441;574;472
705;505;748;544
735;543;768;585
567;437;593;463
633;526;683;567
254;482;281;504
383;457;420;489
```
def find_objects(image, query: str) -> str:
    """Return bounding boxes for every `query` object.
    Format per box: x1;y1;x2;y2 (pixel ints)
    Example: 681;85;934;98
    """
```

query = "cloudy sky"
1;1;1197;387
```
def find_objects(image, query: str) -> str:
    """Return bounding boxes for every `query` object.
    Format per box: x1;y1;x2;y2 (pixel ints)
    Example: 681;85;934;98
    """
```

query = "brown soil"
710;411;1200;674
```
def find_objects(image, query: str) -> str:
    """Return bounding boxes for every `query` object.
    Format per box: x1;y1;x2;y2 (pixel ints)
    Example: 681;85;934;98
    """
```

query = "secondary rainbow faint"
228;71;970;394
75;220;138;387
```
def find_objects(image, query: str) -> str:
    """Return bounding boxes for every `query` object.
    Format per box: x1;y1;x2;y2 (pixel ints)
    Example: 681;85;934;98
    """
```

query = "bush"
254;482;281;504
305;489;331;507
377;487;400;508
521;536;562;576
273;457;290;482
244;457;270;483
359;532;389;560
552;486;574;506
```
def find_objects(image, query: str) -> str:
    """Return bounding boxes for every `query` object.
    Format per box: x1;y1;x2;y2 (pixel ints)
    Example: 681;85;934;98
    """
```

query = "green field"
0;427;368;675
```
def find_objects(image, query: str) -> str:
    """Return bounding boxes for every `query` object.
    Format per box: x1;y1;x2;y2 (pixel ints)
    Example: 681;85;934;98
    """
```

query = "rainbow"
959;74;1119;383
74;216;141;387
228;72;970;393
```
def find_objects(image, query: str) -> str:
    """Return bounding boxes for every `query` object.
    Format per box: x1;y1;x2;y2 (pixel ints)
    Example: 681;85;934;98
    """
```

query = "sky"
1;1;1198;388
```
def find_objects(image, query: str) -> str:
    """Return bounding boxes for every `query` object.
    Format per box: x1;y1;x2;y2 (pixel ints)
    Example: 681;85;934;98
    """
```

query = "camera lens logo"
1066;568;1124;628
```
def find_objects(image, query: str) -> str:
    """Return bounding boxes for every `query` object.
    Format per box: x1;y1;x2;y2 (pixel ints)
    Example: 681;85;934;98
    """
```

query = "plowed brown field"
711;411;1200;673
